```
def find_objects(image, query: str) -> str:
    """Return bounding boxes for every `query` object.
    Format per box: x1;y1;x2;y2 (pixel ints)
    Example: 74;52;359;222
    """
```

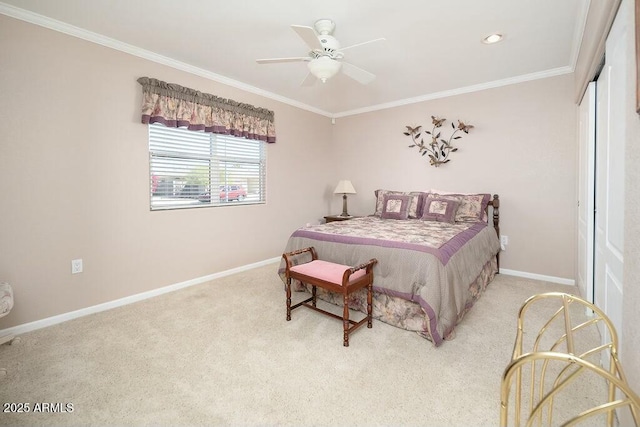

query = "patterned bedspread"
279;216;500;345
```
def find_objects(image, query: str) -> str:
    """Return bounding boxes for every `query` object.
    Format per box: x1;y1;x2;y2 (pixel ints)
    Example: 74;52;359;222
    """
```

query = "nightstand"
324;215;358;223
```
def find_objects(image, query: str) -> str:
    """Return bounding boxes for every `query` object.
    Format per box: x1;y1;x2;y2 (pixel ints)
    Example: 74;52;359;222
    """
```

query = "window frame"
148;123;267;211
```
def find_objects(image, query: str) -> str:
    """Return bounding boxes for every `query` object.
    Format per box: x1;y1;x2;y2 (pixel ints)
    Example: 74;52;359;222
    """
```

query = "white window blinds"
148;123;266;210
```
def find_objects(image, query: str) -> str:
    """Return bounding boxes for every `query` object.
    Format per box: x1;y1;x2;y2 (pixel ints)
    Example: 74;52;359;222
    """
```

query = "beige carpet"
0;265;596;426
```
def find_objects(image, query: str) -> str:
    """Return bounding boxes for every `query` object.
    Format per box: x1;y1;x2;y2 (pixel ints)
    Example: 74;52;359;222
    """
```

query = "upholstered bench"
282;247;377;347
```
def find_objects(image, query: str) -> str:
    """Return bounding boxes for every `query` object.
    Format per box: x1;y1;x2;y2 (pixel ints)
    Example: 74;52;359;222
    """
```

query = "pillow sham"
429;190;491;222
374;190;426;218
380;194;412;220
426;192;491;223
421;197;459;224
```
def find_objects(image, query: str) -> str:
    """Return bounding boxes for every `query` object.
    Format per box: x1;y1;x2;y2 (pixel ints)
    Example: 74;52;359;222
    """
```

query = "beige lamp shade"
333;180;356;194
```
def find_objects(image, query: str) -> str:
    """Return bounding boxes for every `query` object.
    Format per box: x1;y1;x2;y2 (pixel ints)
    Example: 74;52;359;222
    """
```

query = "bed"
278;190;501;346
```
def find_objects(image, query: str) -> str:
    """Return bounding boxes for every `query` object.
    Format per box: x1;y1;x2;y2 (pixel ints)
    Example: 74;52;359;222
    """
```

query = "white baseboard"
0;256;281;337
2;260;573;338
499;268;575;286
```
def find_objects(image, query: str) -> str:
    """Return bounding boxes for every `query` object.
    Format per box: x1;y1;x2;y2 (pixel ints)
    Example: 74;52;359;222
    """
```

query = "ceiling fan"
256;19;385;85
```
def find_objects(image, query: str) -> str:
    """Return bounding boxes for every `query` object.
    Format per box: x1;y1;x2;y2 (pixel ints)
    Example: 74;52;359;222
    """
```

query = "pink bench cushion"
290;260;366;286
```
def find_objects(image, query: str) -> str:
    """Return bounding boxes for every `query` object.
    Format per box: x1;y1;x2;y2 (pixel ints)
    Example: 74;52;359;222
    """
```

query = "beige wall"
330;74;578;280
0;15;334;328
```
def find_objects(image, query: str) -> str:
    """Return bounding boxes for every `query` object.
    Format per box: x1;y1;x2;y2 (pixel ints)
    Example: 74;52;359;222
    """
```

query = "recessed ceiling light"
482;33;503;44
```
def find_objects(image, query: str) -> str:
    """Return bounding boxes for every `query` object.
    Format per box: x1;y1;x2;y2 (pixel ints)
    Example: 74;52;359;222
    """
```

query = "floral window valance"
137;77;276;143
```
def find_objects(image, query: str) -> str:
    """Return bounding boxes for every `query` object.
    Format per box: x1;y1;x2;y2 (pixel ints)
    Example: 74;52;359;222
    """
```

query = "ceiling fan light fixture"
307;56;342;83
257;19;381;85
482;33;503;44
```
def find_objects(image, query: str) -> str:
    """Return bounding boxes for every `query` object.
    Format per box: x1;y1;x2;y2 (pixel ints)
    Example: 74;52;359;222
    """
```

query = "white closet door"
594;0;628;364
577;82;596;303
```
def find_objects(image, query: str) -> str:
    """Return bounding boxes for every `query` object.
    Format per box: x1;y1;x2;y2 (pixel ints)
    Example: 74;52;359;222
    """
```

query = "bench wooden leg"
343;293;350;347
312;285;317;307
286;278;292;321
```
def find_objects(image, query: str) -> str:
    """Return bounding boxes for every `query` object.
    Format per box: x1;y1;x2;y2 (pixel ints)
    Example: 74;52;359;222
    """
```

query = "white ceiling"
1;0;589;117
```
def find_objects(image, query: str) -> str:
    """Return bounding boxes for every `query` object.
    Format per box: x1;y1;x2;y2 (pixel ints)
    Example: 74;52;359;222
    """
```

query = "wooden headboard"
487;194;500;237
487;194;500;270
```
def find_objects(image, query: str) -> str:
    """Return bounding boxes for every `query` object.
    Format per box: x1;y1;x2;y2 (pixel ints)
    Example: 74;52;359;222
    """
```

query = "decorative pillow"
421;197;460;224
430;190;491;221
374;190;426;218
428;193;491;223
380;194;412;220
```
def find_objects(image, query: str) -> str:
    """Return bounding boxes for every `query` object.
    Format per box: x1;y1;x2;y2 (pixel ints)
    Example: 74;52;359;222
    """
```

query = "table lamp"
334;180;356;217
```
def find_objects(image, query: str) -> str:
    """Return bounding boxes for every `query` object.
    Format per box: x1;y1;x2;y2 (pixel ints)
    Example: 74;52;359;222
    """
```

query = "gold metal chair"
500;292;640;426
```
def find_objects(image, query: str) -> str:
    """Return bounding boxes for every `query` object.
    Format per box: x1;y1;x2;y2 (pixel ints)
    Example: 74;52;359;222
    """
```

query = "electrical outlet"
71;259;83;274
500;235;509;251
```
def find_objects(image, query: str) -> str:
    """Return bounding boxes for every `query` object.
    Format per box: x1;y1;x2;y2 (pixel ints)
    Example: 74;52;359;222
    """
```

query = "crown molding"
333;66;574;118
0;2;333;118
1;2;577;120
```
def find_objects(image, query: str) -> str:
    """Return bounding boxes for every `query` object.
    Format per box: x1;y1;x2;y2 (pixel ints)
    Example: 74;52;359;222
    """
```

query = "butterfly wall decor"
403;116;474;167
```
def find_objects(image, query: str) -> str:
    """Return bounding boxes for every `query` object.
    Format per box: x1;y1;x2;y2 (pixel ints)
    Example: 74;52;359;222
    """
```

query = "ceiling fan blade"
291;25;323;51
256;57;309;64
300;72;316;86
341;62;376;85
338;37;386;52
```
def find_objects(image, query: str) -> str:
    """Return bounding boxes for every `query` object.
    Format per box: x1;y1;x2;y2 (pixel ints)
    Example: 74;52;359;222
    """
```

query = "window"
148;123;266;210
